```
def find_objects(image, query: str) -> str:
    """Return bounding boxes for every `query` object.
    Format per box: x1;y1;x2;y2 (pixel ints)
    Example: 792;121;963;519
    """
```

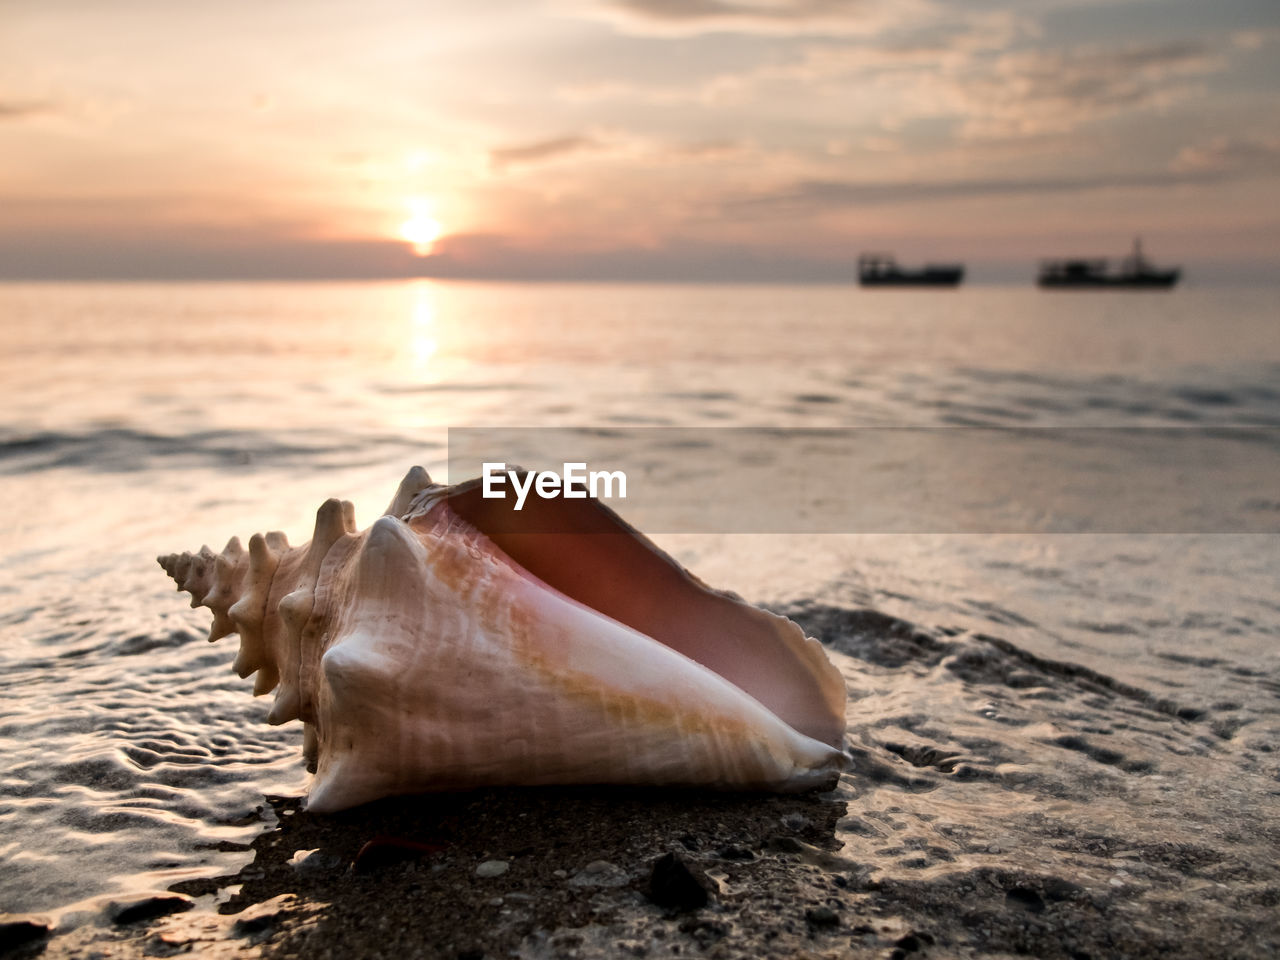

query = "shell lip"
405;489;848;752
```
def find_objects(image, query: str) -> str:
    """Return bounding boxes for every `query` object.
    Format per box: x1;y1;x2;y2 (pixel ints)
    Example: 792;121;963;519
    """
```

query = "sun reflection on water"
409;282;438;374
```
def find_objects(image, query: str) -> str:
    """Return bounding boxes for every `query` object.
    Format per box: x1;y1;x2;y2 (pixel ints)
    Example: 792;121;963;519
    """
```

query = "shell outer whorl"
276;498;359;726
157;466;851;809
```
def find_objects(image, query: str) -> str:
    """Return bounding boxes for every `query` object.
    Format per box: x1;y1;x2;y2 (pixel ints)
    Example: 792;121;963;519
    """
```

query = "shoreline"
10;608;1280;959
13;778;1278;960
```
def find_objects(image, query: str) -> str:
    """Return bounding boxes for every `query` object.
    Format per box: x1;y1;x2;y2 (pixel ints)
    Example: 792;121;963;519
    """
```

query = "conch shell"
158;468;847;812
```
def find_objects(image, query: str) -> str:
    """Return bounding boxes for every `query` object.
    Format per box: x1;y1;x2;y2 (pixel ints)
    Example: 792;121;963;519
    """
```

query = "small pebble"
287;848;320;867
805;905;840;927
290;848;348;876
781;813;810;831
552;869;568;879
569;860;629;888
476;860;509;878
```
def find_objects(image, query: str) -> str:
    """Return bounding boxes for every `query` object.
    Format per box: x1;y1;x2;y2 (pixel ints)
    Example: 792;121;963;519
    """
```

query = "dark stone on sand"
232;915;271;937
0;916;51;952
767;834;806;853
1041;877;1085;901
110;896;193;926
1006;885;1047;913
231;911;289;941
352;835;444;874
716;844;755;861
804;905;840;927
646;852;711;912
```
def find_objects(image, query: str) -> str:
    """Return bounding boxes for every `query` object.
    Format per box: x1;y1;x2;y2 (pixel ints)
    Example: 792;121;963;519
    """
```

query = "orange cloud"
489;136;604;171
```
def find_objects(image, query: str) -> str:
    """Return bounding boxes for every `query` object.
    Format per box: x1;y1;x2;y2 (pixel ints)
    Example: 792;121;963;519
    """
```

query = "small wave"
375;382;536;395
782;602;1211;722
941;367;1280;428
0;427;425;475
1175;387;1239;407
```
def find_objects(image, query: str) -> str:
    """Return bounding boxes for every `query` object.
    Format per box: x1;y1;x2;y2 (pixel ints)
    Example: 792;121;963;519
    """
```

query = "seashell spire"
159;536;245;642
159;467;849;812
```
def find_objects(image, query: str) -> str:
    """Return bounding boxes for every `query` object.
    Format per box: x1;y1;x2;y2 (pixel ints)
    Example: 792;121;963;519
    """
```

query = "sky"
2;0;1278;281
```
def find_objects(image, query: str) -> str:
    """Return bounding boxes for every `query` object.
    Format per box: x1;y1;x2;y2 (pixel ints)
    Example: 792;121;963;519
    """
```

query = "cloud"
557;79;700;106
671;138;749;159
572;0;935;37
554;30;995;107
555;30;1221;141
0;100;55;120
1230;29;1280;51
940;39;1221;138
489;135;603;171
419;231;851;281
1171;135;1280;174
488;131;750;174
705;35;1219;139
720;168;1224;217
0;226;421;281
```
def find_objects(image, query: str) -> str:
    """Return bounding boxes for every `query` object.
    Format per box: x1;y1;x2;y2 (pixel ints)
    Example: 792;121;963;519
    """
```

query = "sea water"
1;280;1277;932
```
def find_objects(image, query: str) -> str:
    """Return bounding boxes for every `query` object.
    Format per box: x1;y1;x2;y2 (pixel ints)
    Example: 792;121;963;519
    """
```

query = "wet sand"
9;607;1279;960
13;786;1260;960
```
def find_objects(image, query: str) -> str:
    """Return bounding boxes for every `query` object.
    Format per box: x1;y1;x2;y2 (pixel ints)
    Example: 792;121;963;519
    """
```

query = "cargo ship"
1038;238;1180;289
858;253;964;287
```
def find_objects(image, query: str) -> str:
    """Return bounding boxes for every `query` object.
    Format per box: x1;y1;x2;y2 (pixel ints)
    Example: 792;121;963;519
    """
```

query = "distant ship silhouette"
1038;238;1180;289
858;253;964;287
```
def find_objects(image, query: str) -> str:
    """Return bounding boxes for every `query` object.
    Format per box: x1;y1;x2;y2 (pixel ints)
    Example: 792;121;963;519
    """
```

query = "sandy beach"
7;603;1279;960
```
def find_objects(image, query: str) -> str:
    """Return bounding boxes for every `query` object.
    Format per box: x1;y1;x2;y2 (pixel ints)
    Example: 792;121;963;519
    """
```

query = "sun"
398;197;443;254
400;214;441;252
